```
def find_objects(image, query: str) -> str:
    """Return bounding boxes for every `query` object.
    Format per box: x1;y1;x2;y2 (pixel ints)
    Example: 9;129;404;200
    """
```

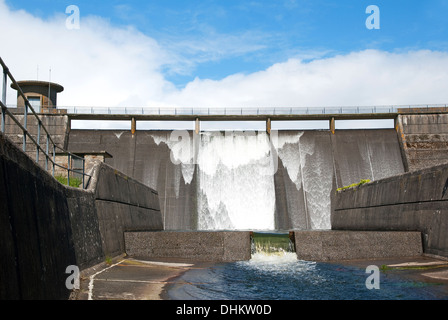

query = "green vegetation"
54;175;83;188
337;179;371;192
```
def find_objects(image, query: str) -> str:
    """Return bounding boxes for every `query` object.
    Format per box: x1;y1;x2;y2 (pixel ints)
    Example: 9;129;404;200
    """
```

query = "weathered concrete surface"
65;187;104;270
332;162;448;258
0;131;76;299
68;130;197;230
68;129;405;231
73;257;196;300
86;161;163;258
0;130;162;299
397;114;448;171
294;230;422;261
124;231;252;262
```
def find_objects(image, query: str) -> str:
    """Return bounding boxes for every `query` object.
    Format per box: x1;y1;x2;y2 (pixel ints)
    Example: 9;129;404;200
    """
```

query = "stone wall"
397;113;448;171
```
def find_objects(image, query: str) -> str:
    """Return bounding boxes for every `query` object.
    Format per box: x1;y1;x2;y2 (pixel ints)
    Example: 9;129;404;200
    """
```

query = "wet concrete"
73;255;211;300
72;254;448;300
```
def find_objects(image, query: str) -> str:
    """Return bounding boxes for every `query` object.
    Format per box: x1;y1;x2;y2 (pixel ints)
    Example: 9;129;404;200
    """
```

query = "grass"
337;179;371;192
55;175;83;188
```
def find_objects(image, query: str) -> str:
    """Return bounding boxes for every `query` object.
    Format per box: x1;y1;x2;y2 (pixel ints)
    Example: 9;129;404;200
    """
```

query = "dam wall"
332;162;448;258
67;129;405;231
0;131;162;299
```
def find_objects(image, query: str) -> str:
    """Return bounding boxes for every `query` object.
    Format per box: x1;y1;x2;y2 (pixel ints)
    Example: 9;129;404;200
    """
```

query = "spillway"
68;129;405;231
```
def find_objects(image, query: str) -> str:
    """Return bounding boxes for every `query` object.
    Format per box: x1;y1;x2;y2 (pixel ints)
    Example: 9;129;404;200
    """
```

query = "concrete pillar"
330;117;335;134
131;117;136;135
266;118;271;135
195;117;200;134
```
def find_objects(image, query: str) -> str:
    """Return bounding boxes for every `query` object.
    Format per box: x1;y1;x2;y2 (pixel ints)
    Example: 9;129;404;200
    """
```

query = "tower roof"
10;80;64;93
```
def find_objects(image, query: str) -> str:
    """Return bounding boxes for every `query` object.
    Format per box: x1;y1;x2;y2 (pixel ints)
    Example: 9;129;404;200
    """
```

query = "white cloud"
161;49;448;108
1;0;448;111
0;1;174;107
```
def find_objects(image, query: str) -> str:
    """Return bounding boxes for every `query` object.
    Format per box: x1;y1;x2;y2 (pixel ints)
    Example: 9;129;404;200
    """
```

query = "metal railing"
63;104;448;116
0;57;90;189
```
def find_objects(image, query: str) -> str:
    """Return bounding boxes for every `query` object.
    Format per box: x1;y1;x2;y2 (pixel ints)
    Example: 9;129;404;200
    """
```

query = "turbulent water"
167;252;448;300
148;129;404;231
151;130;335;230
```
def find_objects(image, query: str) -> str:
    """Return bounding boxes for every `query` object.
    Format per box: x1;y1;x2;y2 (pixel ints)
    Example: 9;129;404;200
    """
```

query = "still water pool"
167;253;448;300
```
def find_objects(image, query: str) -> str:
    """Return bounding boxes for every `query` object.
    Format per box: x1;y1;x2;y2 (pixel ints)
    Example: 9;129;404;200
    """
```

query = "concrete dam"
2;55;447;299
67;128;405;231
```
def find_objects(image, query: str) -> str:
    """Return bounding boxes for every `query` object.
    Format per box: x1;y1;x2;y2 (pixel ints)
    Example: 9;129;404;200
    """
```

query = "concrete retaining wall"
293;231;422;261
0;131;162;299
124;231;252;262
0;132;76;299
332;163;448;258
87;162;163;258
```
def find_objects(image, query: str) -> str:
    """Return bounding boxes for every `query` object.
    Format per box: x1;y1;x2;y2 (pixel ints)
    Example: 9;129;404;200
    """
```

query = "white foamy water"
248;252;298;264
197;131;276;230
275;132;333;230
150;130;333;230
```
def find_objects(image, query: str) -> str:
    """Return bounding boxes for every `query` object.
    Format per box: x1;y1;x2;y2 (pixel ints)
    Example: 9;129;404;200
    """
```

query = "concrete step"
292;230;423;261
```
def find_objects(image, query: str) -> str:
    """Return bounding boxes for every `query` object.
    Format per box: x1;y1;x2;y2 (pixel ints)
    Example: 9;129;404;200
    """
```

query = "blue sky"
1;0;448;109
5;0;448;88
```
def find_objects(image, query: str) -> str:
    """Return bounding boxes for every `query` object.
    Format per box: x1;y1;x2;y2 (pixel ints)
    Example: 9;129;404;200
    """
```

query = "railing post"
23;103;28;152
82;158;85;189
36;120;41;162
52;144;56;177
1;66;7;133
45;133;49;170
67;153;70;186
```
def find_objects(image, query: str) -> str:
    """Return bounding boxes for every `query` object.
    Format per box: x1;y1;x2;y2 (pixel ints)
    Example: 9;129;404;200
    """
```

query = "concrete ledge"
293;230;423;261
124;231;251;262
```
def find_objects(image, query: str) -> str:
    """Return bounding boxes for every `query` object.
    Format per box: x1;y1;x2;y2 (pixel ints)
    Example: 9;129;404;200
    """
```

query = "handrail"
62;104;448;116
0;56;91;189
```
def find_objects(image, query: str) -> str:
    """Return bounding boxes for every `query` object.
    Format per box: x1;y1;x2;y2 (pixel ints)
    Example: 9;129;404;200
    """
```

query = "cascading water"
150;130;335;231
197;131;276;230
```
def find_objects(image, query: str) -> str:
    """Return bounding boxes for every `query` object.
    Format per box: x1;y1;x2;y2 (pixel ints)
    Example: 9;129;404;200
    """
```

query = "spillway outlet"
250;231;296;256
